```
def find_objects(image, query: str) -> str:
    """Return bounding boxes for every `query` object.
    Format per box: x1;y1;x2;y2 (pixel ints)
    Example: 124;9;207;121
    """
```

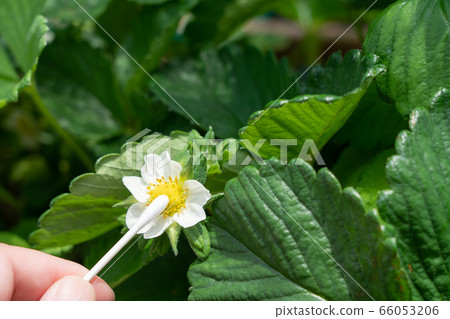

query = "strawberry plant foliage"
377;89;450;301
110;0;200;84
188;159;410;301
364;0;450;116
36;39;123;143
185;0;290;46
331;84;407;151
151;46;298;137
29;194;126;249
44;0;111;22
239;50;385;161
0;0;448;302
0;0;48;107
332;148;395;211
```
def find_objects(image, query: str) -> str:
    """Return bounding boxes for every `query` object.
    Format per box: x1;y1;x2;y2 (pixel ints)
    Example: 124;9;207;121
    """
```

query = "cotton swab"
83;195;169;282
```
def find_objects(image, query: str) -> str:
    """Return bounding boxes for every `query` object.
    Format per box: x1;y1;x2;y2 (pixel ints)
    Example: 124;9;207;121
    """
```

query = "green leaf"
363;0;450;116
204;146;259;194
298;50;382;96
44;0;111;23
0;231;30;248
152;46;298;137
110;0;199;85
188;159;410;300
95;132;189;178
29;194;125;248
193;127;221;176
185;0;291;45
343;0;396;10
132;0;172;4
183;222;210;259
103;132;188;174
181;155;208;185
377;88;450;301
332;148;394;210
0;0;47;107
40;245;74;257
239;50;385;160
332;84;407;151
36;39;123;142
69;173;131;200
279;0;348;26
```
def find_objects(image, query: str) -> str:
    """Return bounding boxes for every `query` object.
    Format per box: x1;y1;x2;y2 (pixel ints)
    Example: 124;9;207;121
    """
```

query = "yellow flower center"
147;176;187;218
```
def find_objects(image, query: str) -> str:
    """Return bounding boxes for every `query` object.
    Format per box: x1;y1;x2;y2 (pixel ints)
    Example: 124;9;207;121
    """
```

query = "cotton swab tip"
83;195;169;282
134;195;169;229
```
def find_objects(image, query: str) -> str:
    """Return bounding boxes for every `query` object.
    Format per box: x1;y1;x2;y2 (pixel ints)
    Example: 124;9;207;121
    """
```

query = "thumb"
40;276;96;301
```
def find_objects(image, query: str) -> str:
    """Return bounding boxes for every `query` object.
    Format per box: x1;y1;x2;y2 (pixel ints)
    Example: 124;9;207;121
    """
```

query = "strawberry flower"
122;151;211;239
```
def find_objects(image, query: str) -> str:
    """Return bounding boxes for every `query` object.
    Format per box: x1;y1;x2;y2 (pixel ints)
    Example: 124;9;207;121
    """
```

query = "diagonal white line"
251;177;376;301
71;0;200;126
252;0;379;124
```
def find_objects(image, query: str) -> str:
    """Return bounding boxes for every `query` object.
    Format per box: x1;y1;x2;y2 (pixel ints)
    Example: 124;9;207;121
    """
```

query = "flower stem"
26;84;95;171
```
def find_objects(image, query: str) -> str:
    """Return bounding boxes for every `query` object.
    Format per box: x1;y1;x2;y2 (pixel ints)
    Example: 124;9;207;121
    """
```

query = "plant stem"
26;85;95;171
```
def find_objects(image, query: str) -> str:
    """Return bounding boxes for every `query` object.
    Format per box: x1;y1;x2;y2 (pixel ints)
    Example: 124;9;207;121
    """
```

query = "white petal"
122;176;149;202
158;150;181;178
141;152;182;182
183;180;211;207
126;202;147;230
142;215;172;238
173;203;206;228
141;153;163;183
160;160;182;179
159;151;171;162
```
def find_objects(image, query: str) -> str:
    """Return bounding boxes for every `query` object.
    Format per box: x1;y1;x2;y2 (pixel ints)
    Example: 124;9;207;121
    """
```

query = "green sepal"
148;233;171;260
166;222;182;256
183;222;210;260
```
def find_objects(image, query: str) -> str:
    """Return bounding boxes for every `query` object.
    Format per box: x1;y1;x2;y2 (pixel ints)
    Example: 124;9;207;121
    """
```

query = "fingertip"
91;277;115;301
40;276;96;301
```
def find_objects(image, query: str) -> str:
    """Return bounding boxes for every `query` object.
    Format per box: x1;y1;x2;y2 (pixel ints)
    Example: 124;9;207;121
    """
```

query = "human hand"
0;244;115;301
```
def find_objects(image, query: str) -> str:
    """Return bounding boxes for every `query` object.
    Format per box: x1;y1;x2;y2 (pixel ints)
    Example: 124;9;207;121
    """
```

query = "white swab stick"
83;195;169;282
